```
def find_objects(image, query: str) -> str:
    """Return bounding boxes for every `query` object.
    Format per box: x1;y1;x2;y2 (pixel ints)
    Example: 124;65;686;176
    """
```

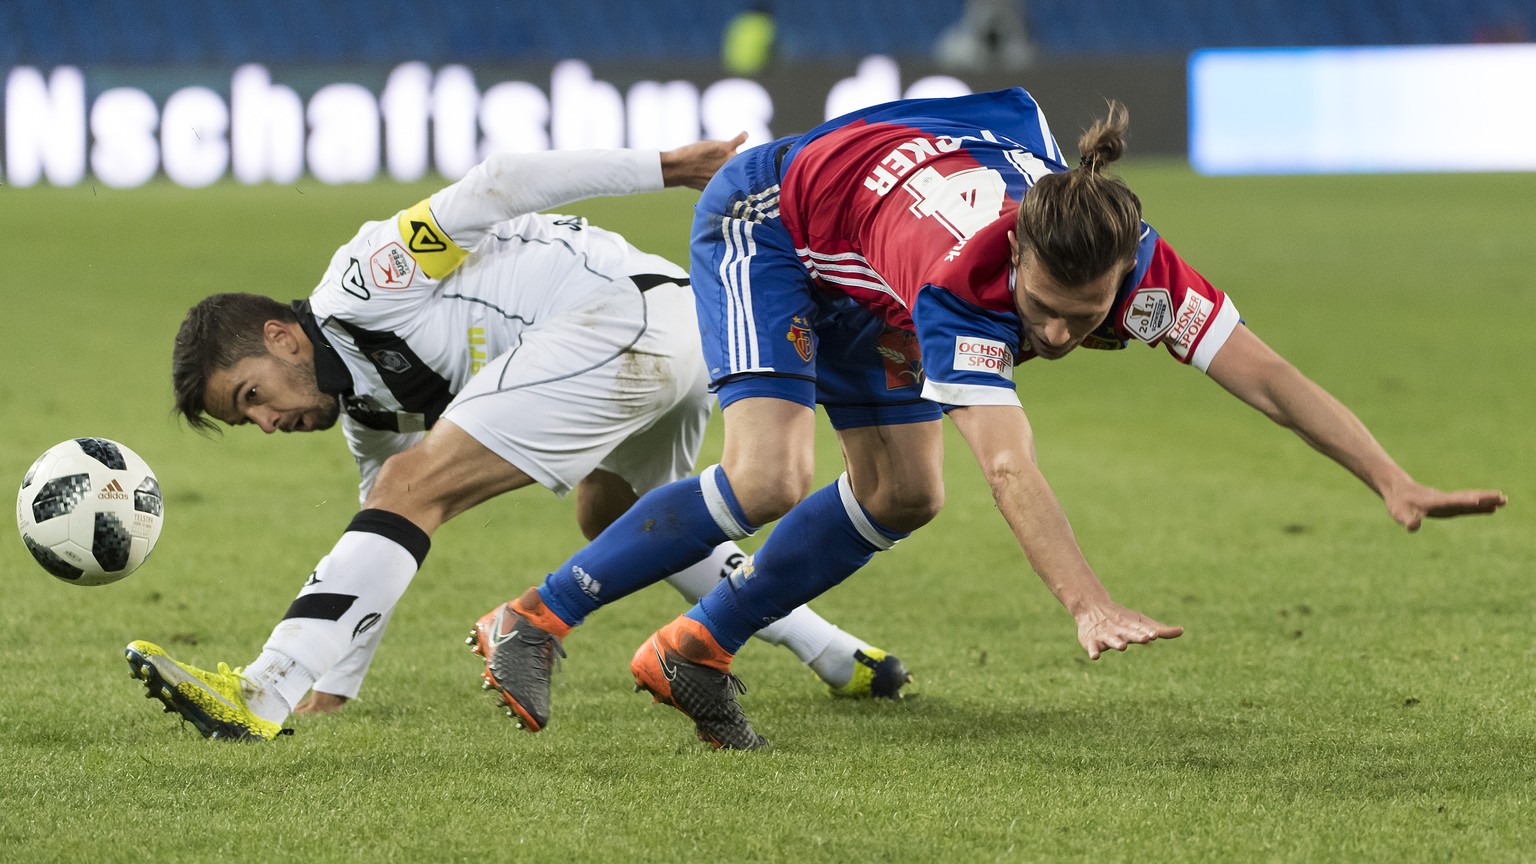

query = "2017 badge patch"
1123;287;1174;343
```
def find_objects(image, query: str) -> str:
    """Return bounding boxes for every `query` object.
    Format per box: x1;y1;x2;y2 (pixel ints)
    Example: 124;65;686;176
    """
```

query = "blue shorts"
688;139;942;431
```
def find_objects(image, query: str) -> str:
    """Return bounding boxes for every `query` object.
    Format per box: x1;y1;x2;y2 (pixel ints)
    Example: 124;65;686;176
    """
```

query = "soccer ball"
16;438;164;586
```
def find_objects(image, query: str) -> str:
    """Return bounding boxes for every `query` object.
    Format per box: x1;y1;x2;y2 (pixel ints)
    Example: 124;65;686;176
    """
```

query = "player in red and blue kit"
483;89;1506;749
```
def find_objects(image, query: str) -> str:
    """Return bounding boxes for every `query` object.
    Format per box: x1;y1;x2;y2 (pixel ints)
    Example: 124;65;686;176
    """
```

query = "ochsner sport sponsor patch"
1168;291;1214;359
953;336;1013;378
1123;287;1173;343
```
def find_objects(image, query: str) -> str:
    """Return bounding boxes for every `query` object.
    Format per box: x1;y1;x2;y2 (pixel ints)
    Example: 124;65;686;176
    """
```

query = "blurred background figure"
1471;0;1531;42
722;2;777;75
935;0;1032;71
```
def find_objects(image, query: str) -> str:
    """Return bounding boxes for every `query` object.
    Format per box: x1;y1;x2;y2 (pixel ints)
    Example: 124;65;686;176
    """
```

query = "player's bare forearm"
977;438;1183;657
949;404;1182;657
948;405;1100;603
660;133;748;190
992;463;1109;614
1207;325;1506;529
1253;353;1402;494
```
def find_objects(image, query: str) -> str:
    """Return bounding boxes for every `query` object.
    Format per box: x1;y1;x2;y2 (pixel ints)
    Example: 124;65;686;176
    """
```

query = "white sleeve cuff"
1191;298;1242;373
920;379;1022;407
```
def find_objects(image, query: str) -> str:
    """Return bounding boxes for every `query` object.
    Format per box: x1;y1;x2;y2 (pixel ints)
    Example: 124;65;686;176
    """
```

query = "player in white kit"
123;137;910;741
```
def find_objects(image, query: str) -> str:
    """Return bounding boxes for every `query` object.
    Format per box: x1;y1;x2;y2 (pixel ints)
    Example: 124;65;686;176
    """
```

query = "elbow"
1254;393;1289;427
978;448;1038;502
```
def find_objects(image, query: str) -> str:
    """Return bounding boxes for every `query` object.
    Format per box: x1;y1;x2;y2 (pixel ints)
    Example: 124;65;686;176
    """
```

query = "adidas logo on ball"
98;479;130;500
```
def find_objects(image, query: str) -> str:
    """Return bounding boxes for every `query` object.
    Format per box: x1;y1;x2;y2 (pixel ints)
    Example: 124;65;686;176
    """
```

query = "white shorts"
441;278;711;497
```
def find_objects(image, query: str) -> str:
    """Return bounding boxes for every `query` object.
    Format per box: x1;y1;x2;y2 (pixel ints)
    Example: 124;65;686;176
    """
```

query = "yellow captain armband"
398;199;468;279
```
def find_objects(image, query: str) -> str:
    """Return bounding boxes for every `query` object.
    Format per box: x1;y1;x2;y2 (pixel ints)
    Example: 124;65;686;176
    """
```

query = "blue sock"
540;465;754;627
691;474;908;653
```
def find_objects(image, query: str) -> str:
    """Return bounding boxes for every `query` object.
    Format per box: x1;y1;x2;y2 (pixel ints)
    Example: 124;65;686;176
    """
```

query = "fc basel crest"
786;316;814;363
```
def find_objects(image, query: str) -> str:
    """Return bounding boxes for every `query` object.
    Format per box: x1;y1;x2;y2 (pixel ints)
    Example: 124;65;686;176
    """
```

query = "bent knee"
732;470;815;527
366;452;446;518
863;484;944;534
371;449;428;492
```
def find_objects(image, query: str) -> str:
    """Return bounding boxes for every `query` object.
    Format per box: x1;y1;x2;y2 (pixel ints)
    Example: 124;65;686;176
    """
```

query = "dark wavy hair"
1014;100;1142;286
171;293;296;433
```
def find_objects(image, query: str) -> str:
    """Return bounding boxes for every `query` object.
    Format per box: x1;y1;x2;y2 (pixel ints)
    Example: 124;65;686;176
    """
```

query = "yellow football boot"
125;640;286;741
828;647;912;700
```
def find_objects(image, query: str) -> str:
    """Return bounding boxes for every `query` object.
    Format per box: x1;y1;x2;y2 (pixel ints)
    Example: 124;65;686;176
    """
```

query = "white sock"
805;627;869;689
243;513;427;724
661;541;749;602
242;650;313;723
663;542;867;685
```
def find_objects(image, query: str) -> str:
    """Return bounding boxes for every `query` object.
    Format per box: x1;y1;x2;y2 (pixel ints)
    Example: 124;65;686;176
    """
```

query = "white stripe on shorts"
721;215;762;373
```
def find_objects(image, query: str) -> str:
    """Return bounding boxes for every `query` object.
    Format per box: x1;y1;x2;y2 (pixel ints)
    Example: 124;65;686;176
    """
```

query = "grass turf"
0;163;1531;862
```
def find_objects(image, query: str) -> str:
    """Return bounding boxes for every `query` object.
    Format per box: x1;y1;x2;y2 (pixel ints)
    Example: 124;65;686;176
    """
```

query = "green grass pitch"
1;163;1532;863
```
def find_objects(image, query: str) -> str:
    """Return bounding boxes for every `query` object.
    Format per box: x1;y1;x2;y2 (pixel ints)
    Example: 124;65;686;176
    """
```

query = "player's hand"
1073;601;1183;660
292;690;350;714
1385;481;1506;532
660;132;749;190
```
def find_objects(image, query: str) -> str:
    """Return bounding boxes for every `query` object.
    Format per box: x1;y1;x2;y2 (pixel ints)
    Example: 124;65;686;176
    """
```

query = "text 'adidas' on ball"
15;438;164;586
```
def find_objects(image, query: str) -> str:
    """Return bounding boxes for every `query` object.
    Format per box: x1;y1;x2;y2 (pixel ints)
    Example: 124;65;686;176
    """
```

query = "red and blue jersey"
777;88;1241;408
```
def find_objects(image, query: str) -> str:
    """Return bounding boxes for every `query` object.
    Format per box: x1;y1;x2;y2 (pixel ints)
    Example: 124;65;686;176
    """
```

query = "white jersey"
296;149;687;500
303;150;712;700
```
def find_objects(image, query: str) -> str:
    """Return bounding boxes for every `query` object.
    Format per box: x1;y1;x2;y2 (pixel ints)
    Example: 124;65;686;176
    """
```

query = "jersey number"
904;165;1008;242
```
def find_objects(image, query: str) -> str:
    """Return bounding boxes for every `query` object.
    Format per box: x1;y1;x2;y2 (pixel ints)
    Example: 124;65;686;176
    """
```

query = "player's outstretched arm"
1204;324;1507;531
660;132;748;190
948;403;1183;659
425;135;742;250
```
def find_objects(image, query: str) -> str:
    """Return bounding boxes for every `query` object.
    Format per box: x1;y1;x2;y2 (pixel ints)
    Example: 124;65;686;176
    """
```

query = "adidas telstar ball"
16;438;164;586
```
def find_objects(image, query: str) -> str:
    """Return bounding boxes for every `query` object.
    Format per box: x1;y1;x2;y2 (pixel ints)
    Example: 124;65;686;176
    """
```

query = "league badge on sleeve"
1123;287;1173;343
370;242;416;290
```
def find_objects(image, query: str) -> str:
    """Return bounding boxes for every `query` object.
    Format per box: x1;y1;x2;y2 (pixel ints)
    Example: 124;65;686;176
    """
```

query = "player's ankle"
509;587;574;639
808;632;863;689
241;678;294;725
664;615;735;672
